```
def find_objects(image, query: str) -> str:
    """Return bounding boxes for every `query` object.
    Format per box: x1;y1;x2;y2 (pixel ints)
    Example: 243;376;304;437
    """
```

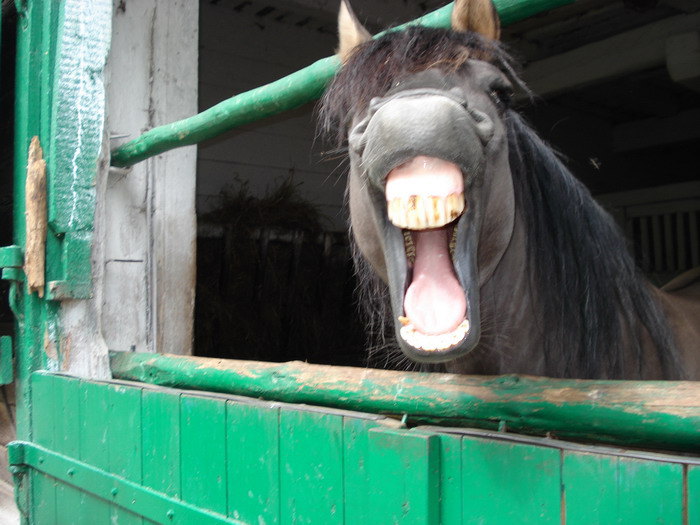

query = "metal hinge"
0;245;24;282
7;442;29;519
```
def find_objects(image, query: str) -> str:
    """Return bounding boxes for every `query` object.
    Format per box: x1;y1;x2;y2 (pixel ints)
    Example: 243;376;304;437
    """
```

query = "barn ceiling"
211;0;700;193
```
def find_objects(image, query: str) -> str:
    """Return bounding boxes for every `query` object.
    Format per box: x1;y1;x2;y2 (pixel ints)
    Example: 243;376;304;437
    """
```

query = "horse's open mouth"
385;156;470;352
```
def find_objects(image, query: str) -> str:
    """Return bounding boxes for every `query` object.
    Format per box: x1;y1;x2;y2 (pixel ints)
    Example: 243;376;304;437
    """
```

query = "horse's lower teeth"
399;319;470;351
387;193;464;230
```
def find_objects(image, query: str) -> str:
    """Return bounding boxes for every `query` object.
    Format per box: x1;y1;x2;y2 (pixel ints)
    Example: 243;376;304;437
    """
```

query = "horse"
319;0;700;379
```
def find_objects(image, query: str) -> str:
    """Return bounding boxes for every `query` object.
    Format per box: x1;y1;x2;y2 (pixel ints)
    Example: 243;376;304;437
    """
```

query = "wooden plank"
111;351;700;452
343;418;379;524
78;380;112;523
438;433;462;525
522;13;700;97
226;402;280;524
639;216;651;272
652;215;663;271
367;428;440;525
461;437;561;524
677;212;688;271
689;465;700;525
106;383;144;525
613;108;700;152
180;394;227;515
690;210;699;267
106;0;197;356
664;213;675;271
30;373;57;523
279;409;344;524
563;451;683;524
52;376;85;523
141;389;181;498
102;261;148;353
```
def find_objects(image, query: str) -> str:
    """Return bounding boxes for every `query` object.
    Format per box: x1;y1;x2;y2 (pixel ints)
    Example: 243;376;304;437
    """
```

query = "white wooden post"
105;0;198;355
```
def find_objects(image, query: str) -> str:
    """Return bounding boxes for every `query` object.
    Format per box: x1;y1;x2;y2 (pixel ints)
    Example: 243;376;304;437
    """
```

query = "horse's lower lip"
398;318;470;351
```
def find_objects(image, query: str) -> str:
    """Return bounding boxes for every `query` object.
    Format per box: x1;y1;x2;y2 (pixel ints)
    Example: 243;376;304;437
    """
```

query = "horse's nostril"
469;108;494;144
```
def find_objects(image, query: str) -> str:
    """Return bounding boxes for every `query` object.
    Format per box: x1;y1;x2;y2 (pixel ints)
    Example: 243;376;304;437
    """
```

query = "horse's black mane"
506;112;681;379
320;27;682;379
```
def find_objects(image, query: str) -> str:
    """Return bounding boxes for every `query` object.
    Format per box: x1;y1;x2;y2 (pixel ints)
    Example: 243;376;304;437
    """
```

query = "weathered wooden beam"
522;12;700;98
667;31;700;93
110;351;700;452
613;108;700;152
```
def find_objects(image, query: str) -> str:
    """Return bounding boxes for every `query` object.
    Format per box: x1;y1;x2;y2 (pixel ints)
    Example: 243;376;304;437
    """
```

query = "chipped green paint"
0;336;13;385
9;440;246;525
12;0;111;440
110;0;574;167
13;0;64;440
12;373;700;524
109;351;700;452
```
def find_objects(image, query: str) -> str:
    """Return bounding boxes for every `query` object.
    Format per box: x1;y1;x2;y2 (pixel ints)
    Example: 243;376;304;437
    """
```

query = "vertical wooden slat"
279;409;344;524
639;216;651;272
563;451;683;525
226;402;280;524
688;465;700;525
343;418;379;524
142;388;181;499
180;394;227;515
30;374;57;524
438;433;462;525
664;213;675;271
461;437;561;524
690;210;699;267
107;383;144;524
79;380;112;522
367;428;440;525
676;212;687;271
652;215;663;272
51;376;85;523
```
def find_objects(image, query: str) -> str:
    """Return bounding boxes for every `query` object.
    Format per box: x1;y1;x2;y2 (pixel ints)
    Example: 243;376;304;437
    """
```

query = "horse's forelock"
319;27;514;147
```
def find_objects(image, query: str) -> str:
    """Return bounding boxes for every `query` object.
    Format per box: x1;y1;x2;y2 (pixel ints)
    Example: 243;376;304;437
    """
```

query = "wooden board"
15;373;700;524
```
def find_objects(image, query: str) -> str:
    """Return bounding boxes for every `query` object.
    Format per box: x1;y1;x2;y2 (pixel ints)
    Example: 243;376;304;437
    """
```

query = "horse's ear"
451;0;501;41
337;0;371;62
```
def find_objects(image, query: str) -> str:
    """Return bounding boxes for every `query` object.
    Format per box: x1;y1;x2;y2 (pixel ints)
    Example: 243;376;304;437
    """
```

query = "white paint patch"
56;0;112;380
54;0;111;230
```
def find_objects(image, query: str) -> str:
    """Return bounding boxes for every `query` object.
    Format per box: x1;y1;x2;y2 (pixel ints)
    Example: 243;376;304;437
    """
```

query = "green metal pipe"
110;351;700;452
110;0;574;167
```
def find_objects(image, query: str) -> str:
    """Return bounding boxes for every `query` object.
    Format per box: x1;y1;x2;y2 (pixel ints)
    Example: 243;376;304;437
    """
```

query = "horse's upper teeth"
387;193;464;230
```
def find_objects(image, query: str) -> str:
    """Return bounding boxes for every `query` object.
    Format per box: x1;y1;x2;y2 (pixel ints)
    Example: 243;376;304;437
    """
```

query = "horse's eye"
489;86;513;111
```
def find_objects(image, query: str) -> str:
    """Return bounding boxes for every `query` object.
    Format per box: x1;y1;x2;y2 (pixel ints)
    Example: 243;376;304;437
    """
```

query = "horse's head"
321;0;519;363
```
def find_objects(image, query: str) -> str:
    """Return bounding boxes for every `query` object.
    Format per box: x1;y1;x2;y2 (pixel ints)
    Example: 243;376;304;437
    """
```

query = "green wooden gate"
1;1;699;524
9;372;700;524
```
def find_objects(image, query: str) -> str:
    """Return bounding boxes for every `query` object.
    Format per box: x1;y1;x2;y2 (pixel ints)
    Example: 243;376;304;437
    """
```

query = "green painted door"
9;373;698;524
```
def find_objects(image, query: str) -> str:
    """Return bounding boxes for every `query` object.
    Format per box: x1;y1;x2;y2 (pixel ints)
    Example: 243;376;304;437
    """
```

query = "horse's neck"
655;283;700;379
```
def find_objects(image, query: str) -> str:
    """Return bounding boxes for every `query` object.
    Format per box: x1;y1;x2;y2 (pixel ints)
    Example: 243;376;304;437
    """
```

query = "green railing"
110;0;574;167
110;351;700;452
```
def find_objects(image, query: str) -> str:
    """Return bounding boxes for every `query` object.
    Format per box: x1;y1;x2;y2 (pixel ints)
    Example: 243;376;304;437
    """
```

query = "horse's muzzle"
349;86;493;190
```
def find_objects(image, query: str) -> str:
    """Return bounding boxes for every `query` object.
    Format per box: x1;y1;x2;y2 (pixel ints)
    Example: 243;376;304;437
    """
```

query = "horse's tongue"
404;229;466;335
